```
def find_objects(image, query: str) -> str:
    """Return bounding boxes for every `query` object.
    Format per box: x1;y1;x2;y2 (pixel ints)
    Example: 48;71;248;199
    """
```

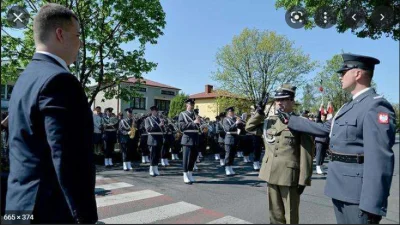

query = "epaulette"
373;95;383;99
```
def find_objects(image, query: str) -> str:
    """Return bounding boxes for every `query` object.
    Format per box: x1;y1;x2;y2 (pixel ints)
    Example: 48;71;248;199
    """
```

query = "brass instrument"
128;118;137;139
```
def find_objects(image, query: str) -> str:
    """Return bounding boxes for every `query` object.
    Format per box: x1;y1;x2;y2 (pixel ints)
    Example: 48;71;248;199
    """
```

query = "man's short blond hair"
33;3;78;44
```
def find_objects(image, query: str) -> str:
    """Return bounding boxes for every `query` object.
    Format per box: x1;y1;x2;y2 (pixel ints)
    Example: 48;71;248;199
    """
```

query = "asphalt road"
96;134;399;224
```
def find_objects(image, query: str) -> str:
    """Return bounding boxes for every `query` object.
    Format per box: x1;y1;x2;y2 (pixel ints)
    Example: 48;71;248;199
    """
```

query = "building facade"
92;78;181;115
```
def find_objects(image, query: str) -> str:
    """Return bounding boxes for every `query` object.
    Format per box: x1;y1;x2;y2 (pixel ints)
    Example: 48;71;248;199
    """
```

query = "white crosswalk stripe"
95;176;253;224
207;216;253;224
95;182;134;192
96;190;162;208
100;201;202;224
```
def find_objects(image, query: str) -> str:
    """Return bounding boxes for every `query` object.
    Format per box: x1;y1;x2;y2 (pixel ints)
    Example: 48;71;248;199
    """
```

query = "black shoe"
124;169;129;172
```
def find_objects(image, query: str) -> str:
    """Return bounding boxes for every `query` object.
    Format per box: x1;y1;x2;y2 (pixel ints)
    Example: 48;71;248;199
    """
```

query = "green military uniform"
245;84;314;224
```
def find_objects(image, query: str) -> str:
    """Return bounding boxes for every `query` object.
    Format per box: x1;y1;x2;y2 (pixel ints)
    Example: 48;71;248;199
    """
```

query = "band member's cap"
150;105;158;111
336;53;380;73
185;99;195;104
215;115;220;120
225;107;235;112
105;107;113;112
218;112;226;117
274;84;296;99
125;108;132;113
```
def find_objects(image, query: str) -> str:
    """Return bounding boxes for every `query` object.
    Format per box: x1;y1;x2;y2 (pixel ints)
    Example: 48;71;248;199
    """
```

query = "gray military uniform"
223;116;239;166
145;116;164;166
288;88;396;221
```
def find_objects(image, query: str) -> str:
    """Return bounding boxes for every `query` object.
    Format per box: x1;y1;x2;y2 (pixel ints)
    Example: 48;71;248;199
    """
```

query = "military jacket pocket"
338;118;357;141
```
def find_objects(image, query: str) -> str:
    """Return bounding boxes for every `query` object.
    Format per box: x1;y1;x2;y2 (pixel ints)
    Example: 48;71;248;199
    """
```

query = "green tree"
168;93;189;118
211;28;317;108
215;95;253;116
1;0;166;105
393;103;400;131
275;0;400;41
300;83;318;112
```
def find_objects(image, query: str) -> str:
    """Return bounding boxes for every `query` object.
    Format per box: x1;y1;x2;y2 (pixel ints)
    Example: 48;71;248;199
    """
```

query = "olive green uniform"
246;112;314;224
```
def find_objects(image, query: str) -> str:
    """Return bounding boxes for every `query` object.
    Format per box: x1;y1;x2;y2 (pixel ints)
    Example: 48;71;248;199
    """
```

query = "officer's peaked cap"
336;53;380;73
185;99;195;104
274;84;296;99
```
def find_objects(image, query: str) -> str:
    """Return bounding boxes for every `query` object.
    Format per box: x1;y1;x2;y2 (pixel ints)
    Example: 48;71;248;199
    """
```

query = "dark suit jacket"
6;53;98;223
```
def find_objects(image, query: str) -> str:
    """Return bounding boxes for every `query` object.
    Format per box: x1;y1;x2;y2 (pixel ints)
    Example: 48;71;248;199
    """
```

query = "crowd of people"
90;103;264;181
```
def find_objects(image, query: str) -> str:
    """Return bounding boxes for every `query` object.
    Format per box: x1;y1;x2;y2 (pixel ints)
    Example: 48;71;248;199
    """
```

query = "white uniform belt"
226;132;238;135
148;132;164;135
104;129;116;132
184;130;199;133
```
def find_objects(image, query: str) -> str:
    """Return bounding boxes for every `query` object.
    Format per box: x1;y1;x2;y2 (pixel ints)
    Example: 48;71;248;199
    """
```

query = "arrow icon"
380;13;385;21
352;14;357;21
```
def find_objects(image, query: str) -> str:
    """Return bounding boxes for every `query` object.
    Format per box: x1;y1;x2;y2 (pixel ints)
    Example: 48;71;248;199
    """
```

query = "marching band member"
137;113;151;164
118;108;137;171
223;107;243;176
160;112;172;166
239;113;253;163
145;106;164;177
170;116;182;160
93;106;103;156
102;107;118;168
178;99;200;184
215;112;226;166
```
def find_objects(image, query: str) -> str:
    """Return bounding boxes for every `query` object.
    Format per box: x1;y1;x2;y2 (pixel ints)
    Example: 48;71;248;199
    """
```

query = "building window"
130;97;146;110
1;85;5;100
161;90;175;96
1;85;13;100
7;85;13;99
154;99;170;111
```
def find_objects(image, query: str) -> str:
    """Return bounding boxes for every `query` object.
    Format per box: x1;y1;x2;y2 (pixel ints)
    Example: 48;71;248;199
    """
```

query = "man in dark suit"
5;3;97;224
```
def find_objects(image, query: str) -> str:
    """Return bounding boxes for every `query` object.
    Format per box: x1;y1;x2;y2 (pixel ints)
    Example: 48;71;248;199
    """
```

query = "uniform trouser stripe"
182;145;198;172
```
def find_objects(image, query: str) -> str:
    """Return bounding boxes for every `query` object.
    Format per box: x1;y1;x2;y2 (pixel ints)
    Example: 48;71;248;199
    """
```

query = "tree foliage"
275;0;400;41
300;83;318;113
211;28;317;108
392;103;400;131
1;0;166;105
214;90;253;116
168;92;189;118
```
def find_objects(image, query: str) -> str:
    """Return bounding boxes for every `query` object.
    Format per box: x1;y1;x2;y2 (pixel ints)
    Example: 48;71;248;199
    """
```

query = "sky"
129;0;399;103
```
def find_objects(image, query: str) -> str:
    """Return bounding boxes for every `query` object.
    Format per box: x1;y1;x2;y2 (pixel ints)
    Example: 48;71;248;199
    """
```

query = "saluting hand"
277;109;291;124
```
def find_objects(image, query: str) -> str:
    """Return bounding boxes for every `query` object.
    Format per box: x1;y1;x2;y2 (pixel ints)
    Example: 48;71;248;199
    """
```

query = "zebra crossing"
95;176;252;224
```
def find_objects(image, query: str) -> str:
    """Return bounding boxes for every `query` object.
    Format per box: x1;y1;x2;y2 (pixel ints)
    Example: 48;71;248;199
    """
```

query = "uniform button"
330;145;333;148
275;154;278;157
356;173;360;176
345;121;348;124
276;140;279;143
275;147;278;150
333;134;335;136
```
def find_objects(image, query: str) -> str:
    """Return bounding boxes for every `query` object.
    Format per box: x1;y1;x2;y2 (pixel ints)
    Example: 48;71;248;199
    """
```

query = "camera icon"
285;6;308;29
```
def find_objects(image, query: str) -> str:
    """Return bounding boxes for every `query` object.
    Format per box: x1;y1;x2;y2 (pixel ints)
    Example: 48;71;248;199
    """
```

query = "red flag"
319;102;326;115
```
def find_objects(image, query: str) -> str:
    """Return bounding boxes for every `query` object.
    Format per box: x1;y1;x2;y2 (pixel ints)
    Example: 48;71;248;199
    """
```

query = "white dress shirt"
36;51;70;72
352;87;372;100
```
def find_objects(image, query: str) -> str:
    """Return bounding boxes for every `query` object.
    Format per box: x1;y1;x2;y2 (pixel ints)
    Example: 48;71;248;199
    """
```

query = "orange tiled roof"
189;90;243;99
124;78;180;90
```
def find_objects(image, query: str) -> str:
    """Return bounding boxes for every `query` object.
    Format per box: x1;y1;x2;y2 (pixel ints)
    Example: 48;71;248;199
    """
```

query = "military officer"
145;106;164;177
178;99;200;184
246;84;314;224
222;107;243;176
278;54;396;224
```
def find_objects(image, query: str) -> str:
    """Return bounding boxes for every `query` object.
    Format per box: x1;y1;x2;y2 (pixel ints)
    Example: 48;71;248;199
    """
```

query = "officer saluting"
246;84;314;224
278;54;396;224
